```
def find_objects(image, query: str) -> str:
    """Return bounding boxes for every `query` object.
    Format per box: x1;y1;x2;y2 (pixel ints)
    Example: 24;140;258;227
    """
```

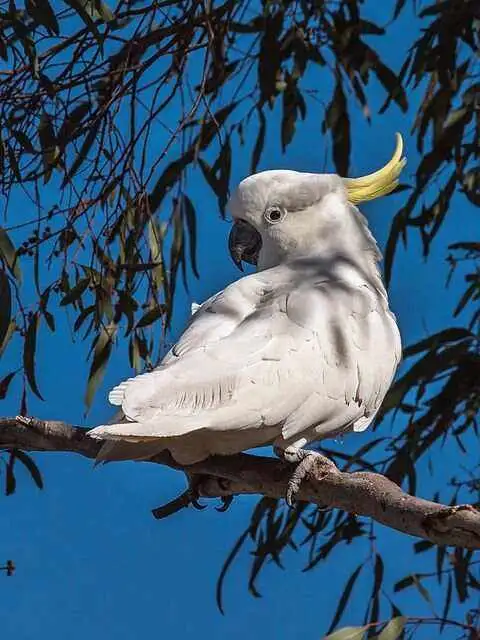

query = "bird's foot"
151;474;234;520
275;446;334;508
187;473;234;512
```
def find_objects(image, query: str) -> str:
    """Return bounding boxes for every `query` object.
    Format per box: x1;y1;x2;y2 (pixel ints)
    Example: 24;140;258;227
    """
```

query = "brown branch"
1;416;479;549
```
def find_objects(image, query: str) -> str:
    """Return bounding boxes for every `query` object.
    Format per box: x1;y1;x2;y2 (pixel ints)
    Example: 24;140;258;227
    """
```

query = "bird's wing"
89;270;400;450
278;279;400;443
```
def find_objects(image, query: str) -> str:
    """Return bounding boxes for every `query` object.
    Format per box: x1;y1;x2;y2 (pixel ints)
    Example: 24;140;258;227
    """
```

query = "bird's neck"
257;204;388;298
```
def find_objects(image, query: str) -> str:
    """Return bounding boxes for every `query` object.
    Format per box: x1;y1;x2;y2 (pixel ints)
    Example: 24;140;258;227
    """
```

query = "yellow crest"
344;133;406;204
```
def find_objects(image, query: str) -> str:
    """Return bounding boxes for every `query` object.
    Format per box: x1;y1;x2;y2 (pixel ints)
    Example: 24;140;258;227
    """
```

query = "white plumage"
88;136;405;465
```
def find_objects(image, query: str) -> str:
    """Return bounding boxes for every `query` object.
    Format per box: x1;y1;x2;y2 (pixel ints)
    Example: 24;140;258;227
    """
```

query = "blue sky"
1;2;478;639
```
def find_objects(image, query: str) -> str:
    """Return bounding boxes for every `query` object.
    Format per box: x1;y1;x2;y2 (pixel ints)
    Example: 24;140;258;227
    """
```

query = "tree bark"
1;416;479;549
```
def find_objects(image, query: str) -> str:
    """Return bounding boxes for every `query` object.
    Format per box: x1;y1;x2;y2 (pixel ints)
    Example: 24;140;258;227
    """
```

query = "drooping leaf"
5;453;16;496
251;108;266;173
84;324;116;410
462;168;480;206
324;75;350;176
327;564;364;634
136;305;165;329
0;320;16;358
62;0;103;45
62;120;100;187
57;102;91;143
11;129;36;154
23;312;43;400
440;575;453;631
0;372;16;399
183;196;199;279
0;227;21;281
60;277;91;306
392;0;407;20
216;529;250;615
393;575;416;592
0;268;12;352
323;626;367;640
25;0;60;35
375;616;407;640
0;35;8;61
384;213;406;287
258;11;283;104
369;554;384;629
38;111;59;182
11;449;43;489
403;328;473;357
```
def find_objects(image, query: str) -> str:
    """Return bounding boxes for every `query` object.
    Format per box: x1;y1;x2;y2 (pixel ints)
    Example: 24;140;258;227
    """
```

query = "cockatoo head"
228;134;406;271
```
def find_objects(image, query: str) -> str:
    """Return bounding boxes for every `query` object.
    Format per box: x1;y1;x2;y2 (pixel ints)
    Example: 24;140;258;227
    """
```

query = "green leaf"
0;372;16;400
440;575;452;632
42;309;55;332
413;539;435;553
85;324;116;410
372;58;408;112
86;0;114;22
327;564;364;634
403;328;473;357
12;449;43;489
0;35;8;61
62;0;103;46
325;76;350;176
5;454;16;496
183;195;199;279
23;312;44;400
73;305;95;332
196;102;238;152
62;119;100;187
323;626;367;640
0;227;21;281
38;111;59;182
394;575;415;592
462;168;480;206
281;78;298;151
136;305;164;329
168;200;186;308
0;320;16;358
376;616;407;640
0;268;11;353
413;575;433;604
11;129;36;154
7;143;22;183
25;0;60;35
59;277;90;306
251;108;266;173
384;213;405;287
57;102;91;142
216;529;250;615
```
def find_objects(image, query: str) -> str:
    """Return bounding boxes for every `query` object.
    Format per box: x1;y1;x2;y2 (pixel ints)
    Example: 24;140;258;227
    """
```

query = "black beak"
228;220;262;271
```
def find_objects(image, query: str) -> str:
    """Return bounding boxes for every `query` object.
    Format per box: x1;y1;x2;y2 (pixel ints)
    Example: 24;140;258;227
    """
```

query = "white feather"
88;168;402;464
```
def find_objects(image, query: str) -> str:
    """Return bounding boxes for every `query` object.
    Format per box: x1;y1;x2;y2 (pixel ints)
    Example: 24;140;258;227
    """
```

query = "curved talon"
278;447;334;508
187;487;207;510
216;495;234;512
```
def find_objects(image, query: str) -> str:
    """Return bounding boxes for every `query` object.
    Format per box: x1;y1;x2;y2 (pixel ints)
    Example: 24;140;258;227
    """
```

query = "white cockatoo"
88;134;405;502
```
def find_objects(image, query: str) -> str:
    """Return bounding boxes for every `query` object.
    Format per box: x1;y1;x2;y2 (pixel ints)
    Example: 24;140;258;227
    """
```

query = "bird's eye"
264;206;286;225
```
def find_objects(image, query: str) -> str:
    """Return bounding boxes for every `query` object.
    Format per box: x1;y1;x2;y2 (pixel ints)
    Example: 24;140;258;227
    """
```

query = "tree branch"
1;416;479;549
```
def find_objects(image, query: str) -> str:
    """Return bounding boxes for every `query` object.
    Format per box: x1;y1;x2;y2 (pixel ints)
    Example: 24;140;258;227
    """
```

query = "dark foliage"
0;1;478;637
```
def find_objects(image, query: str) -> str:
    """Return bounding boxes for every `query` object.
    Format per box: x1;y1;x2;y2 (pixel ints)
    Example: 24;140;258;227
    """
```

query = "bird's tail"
94;437;166;463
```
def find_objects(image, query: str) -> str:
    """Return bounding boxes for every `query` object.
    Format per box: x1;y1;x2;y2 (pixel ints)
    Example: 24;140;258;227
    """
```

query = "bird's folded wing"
90;275;398;444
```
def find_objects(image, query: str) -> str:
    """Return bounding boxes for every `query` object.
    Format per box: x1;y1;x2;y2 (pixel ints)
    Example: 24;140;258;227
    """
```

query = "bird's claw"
186;474;208;510
216;494;234;512
286;451;318;507
186;474;234;512
277;447;333;508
